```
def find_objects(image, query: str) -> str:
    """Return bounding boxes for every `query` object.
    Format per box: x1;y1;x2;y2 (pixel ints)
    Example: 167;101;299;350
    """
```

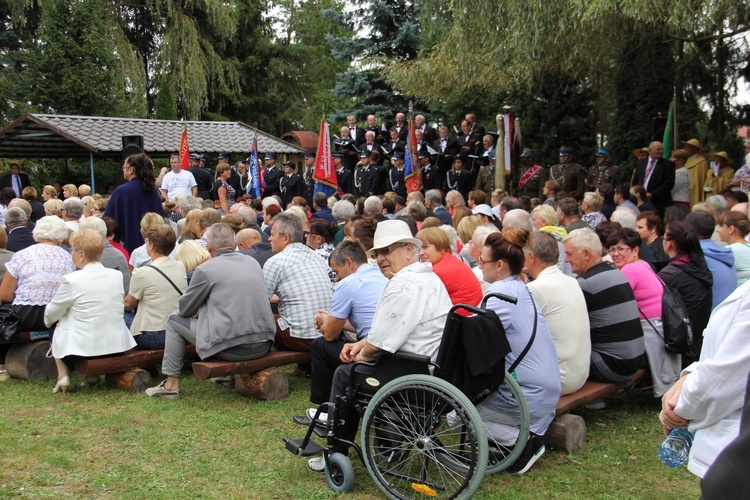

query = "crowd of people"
0;122;749;485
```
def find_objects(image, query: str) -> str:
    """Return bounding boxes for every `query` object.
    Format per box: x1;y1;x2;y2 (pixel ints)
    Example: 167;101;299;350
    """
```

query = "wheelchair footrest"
284;437;324;457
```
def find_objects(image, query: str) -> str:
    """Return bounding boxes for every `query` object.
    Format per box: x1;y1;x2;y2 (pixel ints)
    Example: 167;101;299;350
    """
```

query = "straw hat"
632;147;649;158
369;220;422;253
680;138;703;150
709;151;734;166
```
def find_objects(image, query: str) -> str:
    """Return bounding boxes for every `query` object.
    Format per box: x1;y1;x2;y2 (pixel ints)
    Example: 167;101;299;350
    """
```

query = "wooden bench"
72;345;197;393
191;350;312;401
3;332;55;381
545;369;647;453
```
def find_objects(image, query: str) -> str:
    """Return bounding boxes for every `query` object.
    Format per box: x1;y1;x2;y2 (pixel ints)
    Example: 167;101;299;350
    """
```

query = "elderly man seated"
145;223;276;399
306;219;454;473
302;240;387;416
525;231;590;395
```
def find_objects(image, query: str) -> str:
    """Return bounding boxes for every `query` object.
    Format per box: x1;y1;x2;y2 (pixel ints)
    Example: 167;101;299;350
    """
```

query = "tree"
153;79;178;120
327;0;422;124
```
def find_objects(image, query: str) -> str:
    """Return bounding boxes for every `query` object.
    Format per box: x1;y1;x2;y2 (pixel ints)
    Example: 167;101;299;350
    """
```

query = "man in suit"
457;121;484;184
632;141;675;217
361;131;382;156
465;112;486;137
2;163;30;198
346;115;366;147
393;112;408;141
415;114;437;145
419;149;441;192
425;189;452;225
280;161;304;208
334;152;354;195
433;125;458;182
303;152;316;207
365;115;386;144
5;207;35;252
335;127;359;172
236;228;274;268
384;128;405;157
261;153;283;199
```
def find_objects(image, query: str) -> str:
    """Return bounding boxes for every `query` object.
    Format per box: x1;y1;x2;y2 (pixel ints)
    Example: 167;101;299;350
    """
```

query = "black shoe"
507;434;545;474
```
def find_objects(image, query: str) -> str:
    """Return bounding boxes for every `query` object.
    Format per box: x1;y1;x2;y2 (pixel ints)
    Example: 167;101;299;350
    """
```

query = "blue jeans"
134;330;166;350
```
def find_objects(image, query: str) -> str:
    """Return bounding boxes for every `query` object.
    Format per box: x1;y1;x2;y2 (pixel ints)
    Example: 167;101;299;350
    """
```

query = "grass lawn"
0;369;700;498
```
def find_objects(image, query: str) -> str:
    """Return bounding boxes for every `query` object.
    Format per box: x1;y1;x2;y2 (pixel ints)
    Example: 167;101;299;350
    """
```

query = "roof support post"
89;152;95;194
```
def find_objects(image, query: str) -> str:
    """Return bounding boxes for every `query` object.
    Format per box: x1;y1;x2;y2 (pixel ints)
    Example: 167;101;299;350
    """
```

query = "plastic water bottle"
658;428;694;468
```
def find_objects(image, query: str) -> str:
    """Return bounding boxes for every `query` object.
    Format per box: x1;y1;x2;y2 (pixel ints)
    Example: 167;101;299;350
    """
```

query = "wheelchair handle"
481;292;518;308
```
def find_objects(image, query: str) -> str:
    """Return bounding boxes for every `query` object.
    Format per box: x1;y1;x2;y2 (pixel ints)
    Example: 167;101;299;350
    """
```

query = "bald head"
236;228;261;250
648;141;664;159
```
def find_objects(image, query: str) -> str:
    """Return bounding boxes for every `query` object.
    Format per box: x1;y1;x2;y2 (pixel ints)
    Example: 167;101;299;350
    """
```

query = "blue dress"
103;179;163;253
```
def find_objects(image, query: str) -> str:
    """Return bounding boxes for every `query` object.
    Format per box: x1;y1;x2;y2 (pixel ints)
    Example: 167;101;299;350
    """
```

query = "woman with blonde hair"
44;198;63;217
175;240;210;283
129;212;167;269
77;184;92;197
532;204;567;238
451;206;473;229
179;209;203;243
41;185;57;202
717;211;750;286
45;229;136;393
62;184;78;199
445;189;466;215
456;214;481;267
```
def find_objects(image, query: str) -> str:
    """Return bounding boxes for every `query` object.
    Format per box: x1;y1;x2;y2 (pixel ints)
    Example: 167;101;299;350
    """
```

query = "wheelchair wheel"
325;452;355;493
481;371;531;474
361;374;488;499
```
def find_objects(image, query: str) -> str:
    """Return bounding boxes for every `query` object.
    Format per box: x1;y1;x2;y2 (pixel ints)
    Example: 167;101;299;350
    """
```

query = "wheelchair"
283;293;531;499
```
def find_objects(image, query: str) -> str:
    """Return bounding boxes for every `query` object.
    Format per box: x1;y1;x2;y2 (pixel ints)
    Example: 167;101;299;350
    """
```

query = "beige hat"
709;151;734;166
632;147;649;158
681;138;703;150
369;220;422;254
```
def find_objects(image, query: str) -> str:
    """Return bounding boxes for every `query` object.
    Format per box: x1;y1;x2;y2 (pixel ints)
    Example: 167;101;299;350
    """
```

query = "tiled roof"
0;114;307;159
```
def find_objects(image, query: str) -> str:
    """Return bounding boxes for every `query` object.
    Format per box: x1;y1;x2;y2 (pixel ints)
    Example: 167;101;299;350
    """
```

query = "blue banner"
247;135;261;198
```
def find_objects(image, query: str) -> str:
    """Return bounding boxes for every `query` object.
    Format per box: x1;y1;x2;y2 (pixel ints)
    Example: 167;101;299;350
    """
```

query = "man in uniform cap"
334;151;354;195
188;152;215;201
586;148;621;192
681;138;709;204
218;152;230;163
303;151;316;207
262;153;283;198
354;150;377;198
549;146;585;197
517;148;546;200
280;161;304;208
418;148;440;192
389;151;407;197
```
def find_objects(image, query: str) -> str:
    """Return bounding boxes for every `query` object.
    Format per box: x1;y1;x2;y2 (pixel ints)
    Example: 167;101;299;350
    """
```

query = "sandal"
0;369;10;382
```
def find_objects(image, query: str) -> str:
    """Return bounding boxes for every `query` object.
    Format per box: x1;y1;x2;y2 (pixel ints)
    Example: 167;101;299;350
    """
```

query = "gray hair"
404;201;426;221
706;194;727;214
329;239;368;267
425;189;443;207
79;216;107;239
364;196;383;215
438;224;459;253
528;232;560;264
235;206;259;229
611;206;636;229
262;196;280;209
205;223;236;250
502;209;533;232
332;200;355;222
33;215;70;244
312;192;328;209
563;228;602;255
177;196;202;214
273;212;304;243
62;199;84;219
583;191;603;212
471;226;499;248
4;207;27;227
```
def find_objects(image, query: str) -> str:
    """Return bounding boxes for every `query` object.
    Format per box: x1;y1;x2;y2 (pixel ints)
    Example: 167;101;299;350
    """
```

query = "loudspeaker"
651;117;667;142
122;135;144;160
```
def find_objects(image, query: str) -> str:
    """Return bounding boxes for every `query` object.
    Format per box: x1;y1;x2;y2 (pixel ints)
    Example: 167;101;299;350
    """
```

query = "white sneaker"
306;408;328;424
307;455;325;473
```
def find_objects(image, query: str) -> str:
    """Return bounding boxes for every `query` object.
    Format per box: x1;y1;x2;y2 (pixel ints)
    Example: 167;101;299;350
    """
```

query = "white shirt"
162;169;197;200
675;280;750;478
527;265;591;395
367;261;452;363
671;167;690;202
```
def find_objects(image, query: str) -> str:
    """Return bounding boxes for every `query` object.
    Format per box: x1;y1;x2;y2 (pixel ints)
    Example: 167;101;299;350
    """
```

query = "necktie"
12;175;20;197
644;159;656;188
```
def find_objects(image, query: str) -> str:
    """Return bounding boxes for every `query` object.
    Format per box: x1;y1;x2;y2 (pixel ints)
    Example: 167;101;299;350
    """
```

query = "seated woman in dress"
606;227;680;398
477;229;561;473
415;227;482;309
125;225;188;350
0;216;75;381
45;229;137;393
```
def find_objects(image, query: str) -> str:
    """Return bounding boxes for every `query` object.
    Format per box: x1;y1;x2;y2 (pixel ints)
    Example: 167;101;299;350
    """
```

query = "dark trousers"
329;362;377;454
274;325;314;353
1;304;48;364
310;337;347;404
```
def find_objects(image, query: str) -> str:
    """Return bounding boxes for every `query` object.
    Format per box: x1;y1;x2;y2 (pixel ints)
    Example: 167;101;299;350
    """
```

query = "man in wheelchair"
305;219;454;473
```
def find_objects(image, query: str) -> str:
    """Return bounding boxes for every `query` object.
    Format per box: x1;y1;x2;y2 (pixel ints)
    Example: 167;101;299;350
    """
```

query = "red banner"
405;119;423;193
313;119;338;193
179;124;190;170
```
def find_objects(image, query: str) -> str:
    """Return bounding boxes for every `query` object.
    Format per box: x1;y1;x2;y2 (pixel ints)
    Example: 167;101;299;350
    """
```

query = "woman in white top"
670;149;691;207
45;229;136;393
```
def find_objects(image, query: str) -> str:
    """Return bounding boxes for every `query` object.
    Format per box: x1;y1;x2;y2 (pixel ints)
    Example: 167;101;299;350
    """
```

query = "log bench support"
5;341;57;381
545;369;647;453
192;350;312;400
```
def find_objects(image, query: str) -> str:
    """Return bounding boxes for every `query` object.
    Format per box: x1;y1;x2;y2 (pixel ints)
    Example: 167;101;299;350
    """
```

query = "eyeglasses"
371;243;405;258
608;246;633;255
304;231;320;238
477;256;496;267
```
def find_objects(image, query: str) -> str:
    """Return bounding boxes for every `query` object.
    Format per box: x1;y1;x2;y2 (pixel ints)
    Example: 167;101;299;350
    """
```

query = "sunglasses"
370;243;405;258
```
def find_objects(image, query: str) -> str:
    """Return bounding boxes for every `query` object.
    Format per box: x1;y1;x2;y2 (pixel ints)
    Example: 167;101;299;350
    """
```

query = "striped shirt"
576;261;645;382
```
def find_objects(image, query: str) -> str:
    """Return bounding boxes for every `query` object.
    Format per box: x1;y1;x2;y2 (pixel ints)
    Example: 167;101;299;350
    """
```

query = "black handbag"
0;304;21;342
